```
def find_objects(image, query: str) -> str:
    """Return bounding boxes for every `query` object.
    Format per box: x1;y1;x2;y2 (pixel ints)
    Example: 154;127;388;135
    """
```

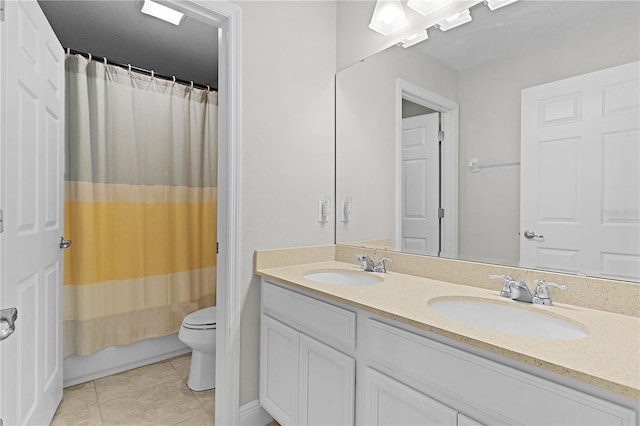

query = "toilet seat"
182;306;217;330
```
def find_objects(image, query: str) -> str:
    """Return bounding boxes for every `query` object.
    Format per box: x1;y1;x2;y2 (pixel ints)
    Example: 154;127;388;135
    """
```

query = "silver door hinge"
438;131;445;142
0;209;4;233
216;242;219;254
0;0;5;22
438;208;445;219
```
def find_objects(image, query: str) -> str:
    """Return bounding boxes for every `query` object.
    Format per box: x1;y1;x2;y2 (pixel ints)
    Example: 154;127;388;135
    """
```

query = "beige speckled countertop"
256;260;640;401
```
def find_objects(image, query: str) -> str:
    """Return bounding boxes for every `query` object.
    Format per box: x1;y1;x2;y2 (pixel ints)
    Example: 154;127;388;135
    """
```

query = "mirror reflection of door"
520;61;640;282
401;100;440;256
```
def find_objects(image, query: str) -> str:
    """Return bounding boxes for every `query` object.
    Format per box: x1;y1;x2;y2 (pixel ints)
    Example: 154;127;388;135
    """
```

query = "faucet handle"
374;257;391;273
533;280;567;305
356;254;375;271
489;274;513;298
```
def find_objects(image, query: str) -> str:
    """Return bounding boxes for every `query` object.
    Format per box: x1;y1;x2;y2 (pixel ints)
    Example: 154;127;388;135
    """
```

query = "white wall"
457;12;640;265
234;1;337;405
336;45;457;245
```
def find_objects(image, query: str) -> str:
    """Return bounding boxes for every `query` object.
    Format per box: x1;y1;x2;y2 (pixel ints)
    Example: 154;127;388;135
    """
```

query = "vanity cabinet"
361;367;459;425
259;278;637;426
260;281;356;426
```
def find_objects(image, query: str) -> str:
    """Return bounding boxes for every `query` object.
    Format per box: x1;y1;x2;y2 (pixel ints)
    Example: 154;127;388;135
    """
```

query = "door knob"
0;308;18;341
59;237;72;249
523;230;544;240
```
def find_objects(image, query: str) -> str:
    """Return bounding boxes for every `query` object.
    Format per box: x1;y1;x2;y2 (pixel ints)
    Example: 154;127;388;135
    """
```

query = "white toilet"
178;306;216;391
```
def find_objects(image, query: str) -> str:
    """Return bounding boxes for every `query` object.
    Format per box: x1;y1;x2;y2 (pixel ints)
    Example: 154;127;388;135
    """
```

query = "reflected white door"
0;1;65;424
520;61;640;281
401;113;440;255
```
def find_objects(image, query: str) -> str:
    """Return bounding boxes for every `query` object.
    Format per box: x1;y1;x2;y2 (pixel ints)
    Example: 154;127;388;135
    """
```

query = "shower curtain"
63;54;217;357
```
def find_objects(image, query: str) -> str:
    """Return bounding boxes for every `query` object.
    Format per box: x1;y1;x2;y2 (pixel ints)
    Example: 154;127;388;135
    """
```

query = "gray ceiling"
38;0;219;88
417;0;639;71
37;1;638;87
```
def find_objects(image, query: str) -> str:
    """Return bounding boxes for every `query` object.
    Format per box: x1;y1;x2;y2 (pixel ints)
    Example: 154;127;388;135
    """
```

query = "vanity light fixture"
400;29;429;48
369;0;409;36
406;0;450;16
438;8;472;31
485;0;519;11
141;0;185;26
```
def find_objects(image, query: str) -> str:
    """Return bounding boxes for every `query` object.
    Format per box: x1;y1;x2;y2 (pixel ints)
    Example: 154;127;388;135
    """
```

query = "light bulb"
446;12;461;22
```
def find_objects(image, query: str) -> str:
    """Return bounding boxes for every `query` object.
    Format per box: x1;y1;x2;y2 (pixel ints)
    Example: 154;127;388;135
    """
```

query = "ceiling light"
485;0;519;11
438;8;472;31
400;30;429;48
141;0;185;26
369;0;409;36
406;0;450;16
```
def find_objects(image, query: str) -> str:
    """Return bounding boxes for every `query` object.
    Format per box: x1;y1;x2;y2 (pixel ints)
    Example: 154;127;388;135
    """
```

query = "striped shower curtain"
63;55;217;357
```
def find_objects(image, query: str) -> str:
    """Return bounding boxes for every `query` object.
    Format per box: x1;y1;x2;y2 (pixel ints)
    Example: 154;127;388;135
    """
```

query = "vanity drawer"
366;319;635;425
262;280;356;350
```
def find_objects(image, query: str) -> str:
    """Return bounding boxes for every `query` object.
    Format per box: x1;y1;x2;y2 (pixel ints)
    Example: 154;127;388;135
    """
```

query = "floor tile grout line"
94;360;184;406
192;388;214;418
54;354;214;426
93;379;106;425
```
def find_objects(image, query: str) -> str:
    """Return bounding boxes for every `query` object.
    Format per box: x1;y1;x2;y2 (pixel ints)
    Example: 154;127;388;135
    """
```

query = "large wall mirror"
336;0;640;282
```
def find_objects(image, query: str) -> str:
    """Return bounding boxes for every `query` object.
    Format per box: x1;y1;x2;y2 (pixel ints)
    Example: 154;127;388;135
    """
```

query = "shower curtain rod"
66;48;218;92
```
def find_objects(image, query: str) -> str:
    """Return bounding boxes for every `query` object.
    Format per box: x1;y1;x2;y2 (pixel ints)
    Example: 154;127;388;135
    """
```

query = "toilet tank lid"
183;306;217;326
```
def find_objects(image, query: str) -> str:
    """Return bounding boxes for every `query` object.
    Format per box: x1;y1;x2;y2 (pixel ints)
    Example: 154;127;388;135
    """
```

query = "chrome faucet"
509;280;534;303
357;254;376;272
374;257;391;273
489;274;567;305
532;280;567;306
489;274;514;298
356;254;391;273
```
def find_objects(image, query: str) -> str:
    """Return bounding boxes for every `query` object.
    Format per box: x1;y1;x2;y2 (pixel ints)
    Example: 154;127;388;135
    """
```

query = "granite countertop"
256;260;640;401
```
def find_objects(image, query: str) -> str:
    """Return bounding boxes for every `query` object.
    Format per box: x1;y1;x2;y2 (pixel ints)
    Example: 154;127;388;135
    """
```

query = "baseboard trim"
239;399;273;426
63;333;190;387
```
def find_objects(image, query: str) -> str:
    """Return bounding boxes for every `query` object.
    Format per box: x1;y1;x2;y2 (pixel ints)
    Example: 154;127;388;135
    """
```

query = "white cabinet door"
260;316;299;426
0;1;65;425
299;334;355;426
361;367;457;426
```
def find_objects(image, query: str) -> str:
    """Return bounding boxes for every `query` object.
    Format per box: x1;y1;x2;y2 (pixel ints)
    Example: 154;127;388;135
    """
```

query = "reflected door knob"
523;230;544;240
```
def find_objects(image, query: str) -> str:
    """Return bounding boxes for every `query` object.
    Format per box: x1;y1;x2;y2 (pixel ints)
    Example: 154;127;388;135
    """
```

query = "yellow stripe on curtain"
64;201;216;284
63;182;216;356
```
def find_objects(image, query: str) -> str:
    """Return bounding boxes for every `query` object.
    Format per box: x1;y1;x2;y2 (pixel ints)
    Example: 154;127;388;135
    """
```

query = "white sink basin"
429;298;588;340
304;270;383;286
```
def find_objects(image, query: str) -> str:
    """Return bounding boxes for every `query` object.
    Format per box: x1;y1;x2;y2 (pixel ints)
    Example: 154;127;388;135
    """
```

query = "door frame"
164;1;242;424
395;79;458;259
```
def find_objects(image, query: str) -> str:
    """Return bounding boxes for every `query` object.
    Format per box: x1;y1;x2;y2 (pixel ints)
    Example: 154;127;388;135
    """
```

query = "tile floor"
51;353;214;425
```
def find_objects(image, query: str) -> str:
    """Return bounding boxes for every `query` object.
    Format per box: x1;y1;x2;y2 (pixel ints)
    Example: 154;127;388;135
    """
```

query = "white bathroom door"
401;113;440;255
0;1;65;424
520;61;640;281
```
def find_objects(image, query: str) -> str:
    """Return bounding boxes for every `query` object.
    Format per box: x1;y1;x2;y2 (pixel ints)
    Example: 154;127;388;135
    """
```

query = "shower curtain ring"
172;76;176;85
128;64;132;73
151;70;155;80
66;47;70;56
88;53;92;62
190;81;194;90
104;57;107;65
206;85;210;93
